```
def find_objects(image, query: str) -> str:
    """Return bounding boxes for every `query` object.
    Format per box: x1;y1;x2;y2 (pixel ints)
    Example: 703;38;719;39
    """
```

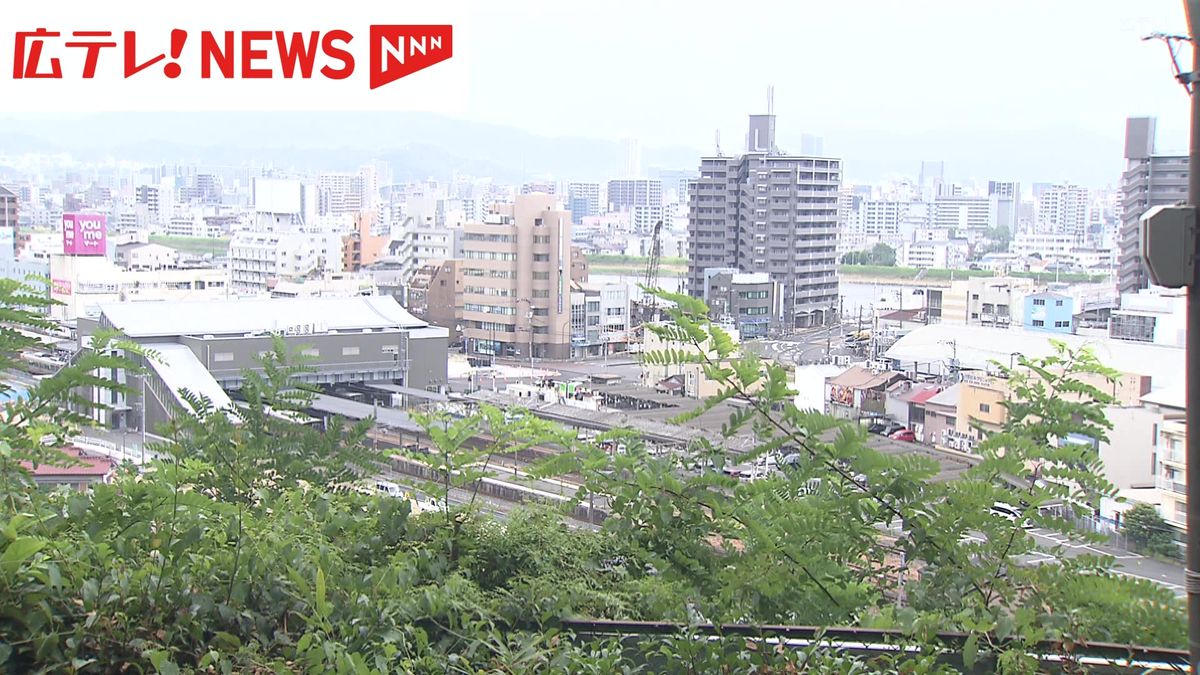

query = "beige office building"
461;194;573;360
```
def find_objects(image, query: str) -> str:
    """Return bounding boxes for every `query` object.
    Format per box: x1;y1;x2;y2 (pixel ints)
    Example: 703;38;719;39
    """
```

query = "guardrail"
73;435;161;465
556;619;1188;671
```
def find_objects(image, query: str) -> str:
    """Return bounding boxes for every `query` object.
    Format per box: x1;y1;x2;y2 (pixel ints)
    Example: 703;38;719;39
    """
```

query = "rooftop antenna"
1142;31;1195;93
767;85;777;153
715;129;722;157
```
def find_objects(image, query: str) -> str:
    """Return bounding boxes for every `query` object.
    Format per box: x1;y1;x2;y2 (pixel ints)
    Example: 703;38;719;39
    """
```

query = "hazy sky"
462;0;1191;151
2;0;1193;184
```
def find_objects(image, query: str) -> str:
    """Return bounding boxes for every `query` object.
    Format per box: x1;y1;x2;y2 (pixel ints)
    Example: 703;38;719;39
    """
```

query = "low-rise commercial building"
1156;422;1188;531
77;296;448;433
268;273;377;299
825;366;906;421
922;384;963;450
460;194;574;360
884;381;946;440
1109;288;1187;346
701;269;779;338
641;324;753;399
49;253;231;321
21;447;116;491
900;240;969;269
964;276;1039;328
229;230;345;293
405;260;463;345
114;242;179;270
1023;291;1074;333
570;282;631;358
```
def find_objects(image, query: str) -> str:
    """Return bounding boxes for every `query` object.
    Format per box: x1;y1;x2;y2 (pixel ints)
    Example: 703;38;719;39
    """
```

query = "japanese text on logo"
10;26;452;88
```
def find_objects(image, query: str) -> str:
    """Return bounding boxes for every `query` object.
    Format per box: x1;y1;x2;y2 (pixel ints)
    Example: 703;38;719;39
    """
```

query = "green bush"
0;278;1185;673
1124;502;1181;559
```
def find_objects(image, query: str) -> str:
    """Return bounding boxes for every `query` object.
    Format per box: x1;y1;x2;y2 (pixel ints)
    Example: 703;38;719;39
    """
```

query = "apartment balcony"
1157;476;1187;495
788;251;836;262
1160;449;1186;467
798;264;837;276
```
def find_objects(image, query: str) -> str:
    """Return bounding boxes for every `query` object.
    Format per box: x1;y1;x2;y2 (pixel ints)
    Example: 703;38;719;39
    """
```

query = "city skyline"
1;1;1192;187
0;109;1175;189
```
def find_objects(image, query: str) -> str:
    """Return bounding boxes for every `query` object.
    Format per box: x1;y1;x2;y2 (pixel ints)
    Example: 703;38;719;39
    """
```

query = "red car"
889;429;916;442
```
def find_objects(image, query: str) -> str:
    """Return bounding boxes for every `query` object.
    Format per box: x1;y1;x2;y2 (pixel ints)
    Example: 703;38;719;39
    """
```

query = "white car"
991;502;1032;528
375;481;404;498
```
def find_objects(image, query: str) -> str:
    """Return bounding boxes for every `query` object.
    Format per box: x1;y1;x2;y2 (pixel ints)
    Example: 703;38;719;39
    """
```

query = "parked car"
889;429;916;442
867;419;903;435
991;501;1033;528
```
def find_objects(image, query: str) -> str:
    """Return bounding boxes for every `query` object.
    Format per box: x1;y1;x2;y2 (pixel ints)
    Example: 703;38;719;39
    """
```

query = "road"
956;527;1186;596
1028;527;1186;595
743;324;859;366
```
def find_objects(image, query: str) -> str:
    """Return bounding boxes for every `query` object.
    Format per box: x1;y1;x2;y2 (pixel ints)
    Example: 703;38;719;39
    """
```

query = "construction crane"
641;219;664;323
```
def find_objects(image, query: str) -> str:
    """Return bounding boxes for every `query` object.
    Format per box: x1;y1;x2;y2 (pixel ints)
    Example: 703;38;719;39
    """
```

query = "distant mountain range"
0;112;1134;188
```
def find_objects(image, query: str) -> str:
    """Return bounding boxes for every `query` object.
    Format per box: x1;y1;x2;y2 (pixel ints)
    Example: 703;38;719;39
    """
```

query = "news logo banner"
0;0;469;111
62;213;106;256
7;25;452;88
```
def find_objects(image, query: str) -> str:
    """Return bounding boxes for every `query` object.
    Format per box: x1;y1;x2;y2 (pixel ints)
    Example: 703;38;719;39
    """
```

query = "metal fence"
1055;507;1182;561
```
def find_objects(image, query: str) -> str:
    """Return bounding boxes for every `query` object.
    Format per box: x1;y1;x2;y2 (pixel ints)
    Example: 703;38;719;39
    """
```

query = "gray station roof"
99;295;427;338
143;342;233;411
885;323;1185;390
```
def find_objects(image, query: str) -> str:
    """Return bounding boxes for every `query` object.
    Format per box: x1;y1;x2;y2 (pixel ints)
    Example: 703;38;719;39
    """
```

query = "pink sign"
62;213;107;256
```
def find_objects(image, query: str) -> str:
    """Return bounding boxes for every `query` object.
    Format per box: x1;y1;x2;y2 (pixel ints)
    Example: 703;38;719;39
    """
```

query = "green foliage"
159;335;382;501
841;242;896;266
838;264;1107;284
585;253;688;266
0;282;1185;673
1124;502;1180;559
0;277;143;497
975;226;1012;256
148;234;230;256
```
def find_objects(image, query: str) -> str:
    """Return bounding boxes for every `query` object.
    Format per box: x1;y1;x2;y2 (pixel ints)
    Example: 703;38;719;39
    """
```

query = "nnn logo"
369;25;452;89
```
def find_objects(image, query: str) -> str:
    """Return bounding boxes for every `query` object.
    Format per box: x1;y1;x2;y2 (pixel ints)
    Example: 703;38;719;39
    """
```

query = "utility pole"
140;374;146;462
1184;3;1200;667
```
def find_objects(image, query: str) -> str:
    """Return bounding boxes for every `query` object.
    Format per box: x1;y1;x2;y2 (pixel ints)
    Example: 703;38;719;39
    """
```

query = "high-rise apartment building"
317;172;365;216
0;186;18;258
1036;183;1090;242
987;181;1019;199
1119;117;1188;295
687;114;840;328
566;182;601;223
606;178;663;232
858;200;906;241
135;185;160;221
930;195;992;231
919;161;945;197
988;180;1020;231
650;168;698;204
620;138;642;178
358;164;379;212
342;212;390;272
460;194;573;360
